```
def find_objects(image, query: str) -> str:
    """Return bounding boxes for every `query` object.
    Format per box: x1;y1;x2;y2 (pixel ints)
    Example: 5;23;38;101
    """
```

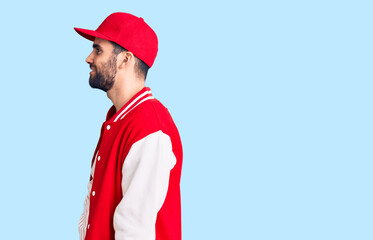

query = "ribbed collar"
106;87;154;123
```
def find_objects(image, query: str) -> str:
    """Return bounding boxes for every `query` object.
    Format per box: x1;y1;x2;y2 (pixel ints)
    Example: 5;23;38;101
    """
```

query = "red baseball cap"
74;12;158;68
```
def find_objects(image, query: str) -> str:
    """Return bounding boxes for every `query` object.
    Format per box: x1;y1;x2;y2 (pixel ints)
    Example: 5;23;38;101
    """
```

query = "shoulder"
130;99;173;127
119;98;182;162
118;99;174;140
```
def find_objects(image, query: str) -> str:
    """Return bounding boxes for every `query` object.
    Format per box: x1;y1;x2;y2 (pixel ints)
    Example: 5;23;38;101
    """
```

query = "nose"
86;51;94;64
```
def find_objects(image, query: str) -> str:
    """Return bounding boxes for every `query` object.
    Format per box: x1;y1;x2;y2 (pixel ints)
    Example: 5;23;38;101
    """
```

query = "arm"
113;130;176;240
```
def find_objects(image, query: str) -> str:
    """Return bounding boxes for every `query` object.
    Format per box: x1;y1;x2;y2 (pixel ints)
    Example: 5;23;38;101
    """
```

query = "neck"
107;78;145;112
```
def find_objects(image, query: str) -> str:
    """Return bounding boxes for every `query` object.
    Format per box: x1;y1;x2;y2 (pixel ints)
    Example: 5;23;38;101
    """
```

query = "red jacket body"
80;87;182;240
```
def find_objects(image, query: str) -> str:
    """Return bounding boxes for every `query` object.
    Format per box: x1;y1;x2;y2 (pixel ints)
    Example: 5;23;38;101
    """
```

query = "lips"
90;65;96;74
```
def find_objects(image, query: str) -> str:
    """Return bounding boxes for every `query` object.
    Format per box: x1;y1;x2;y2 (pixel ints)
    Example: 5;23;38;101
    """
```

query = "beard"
89;55;117;92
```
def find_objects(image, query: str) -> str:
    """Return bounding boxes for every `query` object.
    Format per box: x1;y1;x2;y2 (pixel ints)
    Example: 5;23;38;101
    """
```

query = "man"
74;12;183;240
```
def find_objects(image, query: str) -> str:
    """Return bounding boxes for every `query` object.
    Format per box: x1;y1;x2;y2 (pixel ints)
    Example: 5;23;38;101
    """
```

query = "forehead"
93;38;113;50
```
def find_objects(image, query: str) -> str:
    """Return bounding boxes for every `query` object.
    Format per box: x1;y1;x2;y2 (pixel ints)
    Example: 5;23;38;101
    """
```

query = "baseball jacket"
78;87;183;240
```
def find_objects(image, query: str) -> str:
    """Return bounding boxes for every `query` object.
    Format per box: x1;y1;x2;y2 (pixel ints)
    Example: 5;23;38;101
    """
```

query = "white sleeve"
113;130;177;240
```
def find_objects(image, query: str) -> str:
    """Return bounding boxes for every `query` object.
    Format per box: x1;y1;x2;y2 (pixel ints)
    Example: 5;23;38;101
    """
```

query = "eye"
96;48;102;54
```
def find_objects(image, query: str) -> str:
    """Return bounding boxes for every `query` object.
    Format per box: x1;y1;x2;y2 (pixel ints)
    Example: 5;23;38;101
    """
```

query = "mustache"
89;64;96;69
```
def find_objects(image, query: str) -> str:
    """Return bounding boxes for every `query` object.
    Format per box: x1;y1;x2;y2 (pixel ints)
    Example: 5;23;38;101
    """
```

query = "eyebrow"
93;43;101;49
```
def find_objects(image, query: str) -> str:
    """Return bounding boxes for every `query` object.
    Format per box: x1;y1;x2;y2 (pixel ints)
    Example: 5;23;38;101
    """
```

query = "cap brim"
74;27;113;42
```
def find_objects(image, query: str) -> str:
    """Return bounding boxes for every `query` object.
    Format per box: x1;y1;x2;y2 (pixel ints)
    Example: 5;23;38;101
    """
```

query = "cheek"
94;60;103;69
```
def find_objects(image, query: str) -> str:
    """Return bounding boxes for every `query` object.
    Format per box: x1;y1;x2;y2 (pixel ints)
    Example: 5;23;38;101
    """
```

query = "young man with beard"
74;12;183;240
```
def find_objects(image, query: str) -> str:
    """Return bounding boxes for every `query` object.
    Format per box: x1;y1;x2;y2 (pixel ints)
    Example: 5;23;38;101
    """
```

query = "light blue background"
0;0;372;239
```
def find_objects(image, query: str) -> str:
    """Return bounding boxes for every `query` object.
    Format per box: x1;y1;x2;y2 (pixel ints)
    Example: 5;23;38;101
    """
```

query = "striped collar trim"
106;87;154;123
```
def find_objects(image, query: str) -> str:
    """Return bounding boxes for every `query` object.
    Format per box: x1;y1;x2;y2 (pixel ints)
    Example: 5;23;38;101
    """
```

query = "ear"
118;51;134;69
